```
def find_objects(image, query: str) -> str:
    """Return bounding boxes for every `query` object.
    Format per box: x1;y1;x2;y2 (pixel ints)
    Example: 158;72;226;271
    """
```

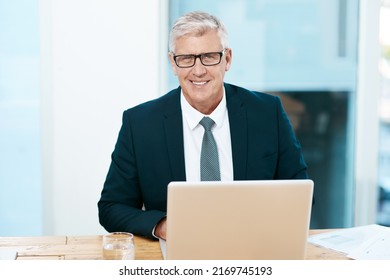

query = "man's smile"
191;80;209;86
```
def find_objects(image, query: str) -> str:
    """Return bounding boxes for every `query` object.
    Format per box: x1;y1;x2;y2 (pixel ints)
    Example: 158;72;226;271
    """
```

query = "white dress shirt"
152;89;234;239
181;89;234;181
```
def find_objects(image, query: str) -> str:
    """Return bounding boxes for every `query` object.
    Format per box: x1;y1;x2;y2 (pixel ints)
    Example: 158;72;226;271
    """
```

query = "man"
98;11;308;240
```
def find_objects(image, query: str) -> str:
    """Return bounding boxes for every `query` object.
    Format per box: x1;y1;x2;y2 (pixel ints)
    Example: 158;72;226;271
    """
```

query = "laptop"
165;179;314;260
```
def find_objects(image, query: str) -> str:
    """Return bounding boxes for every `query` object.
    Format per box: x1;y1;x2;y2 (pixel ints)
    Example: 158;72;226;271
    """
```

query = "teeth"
192;81;207;85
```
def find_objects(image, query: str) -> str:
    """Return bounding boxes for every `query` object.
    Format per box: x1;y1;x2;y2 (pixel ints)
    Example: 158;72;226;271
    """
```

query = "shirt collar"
181;87;227;130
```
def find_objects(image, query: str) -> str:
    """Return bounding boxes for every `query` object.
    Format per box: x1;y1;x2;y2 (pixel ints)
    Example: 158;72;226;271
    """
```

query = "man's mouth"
191;81;208;86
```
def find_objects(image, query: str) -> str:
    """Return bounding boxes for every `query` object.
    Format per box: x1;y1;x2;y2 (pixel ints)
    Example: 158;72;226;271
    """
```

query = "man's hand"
154;217;167;240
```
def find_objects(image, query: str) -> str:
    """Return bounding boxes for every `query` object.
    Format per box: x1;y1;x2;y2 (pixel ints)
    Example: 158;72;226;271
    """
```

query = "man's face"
169;30;232;115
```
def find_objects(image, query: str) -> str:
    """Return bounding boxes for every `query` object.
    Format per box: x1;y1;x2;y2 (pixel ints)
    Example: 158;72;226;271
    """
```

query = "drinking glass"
102;232;135;260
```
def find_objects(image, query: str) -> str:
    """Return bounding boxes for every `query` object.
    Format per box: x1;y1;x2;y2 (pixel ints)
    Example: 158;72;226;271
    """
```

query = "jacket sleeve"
275;96;308;179
97;111;166;239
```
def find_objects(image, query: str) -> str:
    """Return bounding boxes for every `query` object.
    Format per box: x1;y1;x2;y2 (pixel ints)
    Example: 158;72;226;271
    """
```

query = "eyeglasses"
172;49;226;68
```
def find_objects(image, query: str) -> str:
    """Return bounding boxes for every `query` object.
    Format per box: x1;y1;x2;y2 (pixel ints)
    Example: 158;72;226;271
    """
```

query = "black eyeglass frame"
172;49;226;68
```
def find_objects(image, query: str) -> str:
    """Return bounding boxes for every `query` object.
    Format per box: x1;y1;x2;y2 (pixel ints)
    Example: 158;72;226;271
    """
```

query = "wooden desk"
0;230;350;260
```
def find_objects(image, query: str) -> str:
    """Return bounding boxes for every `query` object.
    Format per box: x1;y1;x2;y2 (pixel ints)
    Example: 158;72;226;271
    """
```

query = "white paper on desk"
0;248;17;260
347;230;390;260
308;224;390;256
159;239;167;260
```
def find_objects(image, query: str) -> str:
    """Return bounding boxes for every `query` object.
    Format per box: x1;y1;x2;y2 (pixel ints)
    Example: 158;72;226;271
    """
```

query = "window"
0;1;42;235
169;0;359;228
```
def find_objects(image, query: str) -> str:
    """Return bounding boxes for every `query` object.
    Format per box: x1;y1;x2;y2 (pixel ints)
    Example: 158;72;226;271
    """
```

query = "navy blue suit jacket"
98;83;308;239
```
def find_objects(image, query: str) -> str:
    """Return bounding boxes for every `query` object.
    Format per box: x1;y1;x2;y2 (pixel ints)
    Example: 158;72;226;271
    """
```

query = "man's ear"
168;52;178;76
224;48;232;72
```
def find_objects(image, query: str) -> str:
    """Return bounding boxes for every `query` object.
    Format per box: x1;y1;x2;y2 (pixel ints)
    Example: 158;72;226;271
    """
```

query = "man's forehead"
174;31;222;53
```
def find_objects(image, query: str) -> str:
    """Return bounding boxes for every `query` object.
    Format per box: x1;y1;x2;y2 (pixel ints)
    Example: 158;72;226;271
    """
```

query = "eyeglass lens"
174;51;223;67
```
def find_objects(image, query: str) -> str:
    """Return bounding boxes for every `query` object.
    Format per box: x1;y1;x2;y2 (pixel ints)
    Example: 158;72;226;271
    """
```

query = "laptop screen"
166;179;314;260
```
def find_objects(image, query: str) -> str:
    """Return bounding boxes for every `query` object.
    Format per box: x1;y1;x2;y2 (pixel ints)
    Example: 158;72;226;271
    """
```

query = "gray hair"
169;11;229;53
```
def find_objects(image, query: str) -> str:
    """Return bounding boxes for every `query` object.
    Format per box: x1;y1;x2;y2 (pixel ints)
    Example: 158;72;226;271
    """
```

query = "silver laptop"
166;179;314;260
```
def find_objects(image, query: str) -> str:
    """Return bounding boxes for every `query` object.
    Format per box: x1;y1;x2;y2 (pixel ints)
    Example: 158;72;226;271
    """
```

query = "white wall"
40;0;167;235
354;0;381;225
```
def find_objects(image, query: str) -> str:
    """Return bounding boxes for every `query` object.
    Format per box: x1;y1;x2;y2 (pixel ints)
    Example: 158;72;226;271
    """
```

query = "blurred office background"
0;0;387;236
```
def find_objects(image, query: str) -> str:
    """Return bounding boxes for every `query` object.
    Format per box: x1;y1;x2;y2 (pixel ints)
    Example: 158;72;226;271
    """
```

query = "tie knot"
199;117;215;131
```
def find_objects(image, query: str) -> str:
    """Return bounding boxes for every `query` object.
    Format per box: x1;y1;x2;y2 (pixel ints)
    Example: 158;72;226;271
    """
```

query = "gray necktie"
199;117;221;181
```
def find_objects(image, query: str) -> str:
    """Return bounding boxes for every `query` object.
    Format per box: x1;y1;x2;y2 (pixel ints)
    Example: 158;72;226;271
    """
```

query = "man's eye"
202;53;219;61
179;56;193;62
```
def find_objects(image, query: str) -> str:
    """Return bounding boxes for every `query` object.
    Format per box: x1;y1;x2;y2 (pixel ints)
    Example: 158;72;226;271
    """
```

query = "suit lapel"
162;85;248;181
225;84;248;180
163;88;186;181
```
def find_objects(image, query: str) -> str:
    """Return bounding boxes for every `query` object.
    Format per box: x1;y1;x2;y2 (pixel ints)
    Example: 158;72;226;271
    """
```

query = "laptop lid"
166;179;314;260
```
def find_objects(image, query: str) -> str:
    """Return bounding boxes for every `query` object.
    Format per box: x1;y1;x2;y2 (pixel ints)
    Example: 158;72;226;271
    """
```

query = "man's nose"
192;57;207;75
